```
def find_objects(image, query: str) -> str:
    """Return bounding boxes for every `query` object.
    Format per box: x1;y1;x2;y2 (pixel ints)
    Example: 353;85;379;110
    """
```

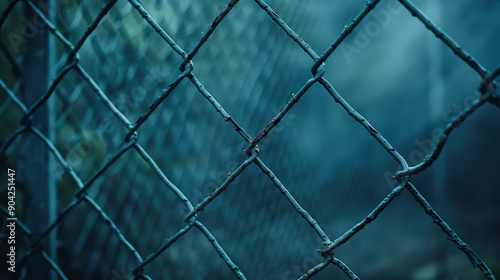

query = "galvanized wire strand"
244;0;328;155
331;257;360;280
24;0;74;50
398;0;489;78
297;256;332;280
405;182;496;280
0;0;21;31
253;0;320;61
319;78;409;171
133;143;194;212
66;0;118;62
195;221;247;280
28;126;85;187
298;256;359;280
311;0;382;75
243;74;324;156
187;73;254;143
479;65;500;107
296;250;359;280
0;125;28;155
396;89;492;177
254;158;332;246
0;206;32;236
132;220;196;276
183;151;259;221
82;195;144;264
0;78;27;112
488;65;500;85
178;0;240;72
124;65;192;141
127;0;187;58
20;59;78;125
75;64;133;129
75;66;133;129
40;250;70;280
0;91;13;115
74;136;136;198
320;180;409;257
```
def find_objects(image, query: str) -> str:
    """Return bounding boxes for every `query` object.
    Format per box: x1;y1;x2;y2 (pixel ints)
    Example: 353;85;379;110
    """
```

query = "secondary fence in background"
0;0;499;279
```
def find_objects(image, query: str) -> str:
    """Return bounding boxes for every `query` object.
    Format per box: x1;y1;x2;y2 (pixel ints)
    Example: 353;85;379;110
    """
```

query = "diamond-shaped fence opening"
1;0;499;279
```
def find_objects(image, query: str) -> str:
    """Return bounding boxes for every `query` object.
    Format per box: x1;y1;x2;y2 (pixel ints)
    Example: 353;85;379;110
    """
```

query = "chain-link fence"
1;0;499;279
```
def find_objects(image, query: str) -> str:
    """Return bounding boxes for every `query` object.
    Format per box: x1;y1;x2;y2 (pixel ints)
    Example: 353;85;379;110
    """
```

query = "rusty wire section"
0;0;499;279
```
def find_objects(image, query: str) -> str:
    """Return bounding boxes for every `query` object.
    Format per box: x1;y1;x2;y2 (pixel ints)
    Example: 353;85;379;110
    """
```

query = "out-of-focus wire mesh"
0;0;499;279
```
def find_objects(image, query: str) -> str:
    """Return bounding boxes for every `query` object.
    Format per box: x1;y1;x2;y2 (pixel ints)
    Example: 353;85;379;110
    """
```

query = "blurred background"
1;0;499;279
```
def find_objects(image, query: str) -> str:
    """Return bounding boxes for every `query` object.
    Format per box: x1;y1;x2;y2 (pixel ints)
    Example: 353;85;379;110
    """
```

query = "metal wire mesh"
1;0;499;279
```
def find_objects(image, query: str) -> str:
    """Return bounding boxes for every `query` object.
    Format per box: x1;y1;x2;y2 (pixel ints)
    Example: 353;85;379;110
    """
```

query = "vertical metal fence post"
21;0;57;278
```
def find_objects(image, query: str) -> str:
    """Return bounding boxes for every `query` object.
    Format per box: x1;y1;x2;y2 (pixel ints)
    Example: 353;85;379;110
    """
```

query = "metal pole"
21;0;57;279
